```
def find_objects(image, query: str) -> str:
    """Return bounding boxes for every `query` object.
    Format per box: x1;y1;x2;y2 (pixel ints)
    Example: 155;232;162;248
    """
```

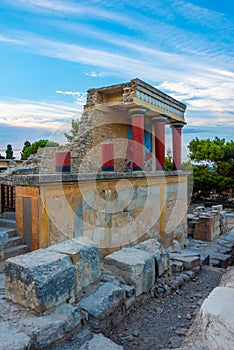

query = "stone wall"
14;172;188;254
70;109;130;173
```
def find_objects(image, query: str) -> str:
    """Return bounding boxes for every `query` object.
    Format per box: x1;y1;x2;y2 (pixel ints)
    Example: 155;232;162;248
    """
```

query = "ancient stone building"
70;78;186;173
3;78;189;255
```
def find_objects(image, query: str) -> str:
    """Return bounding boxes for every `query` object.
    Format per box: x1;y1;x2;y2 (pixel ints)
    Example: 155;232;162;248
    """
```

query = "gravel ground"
47;266;223;350
110;266;223;350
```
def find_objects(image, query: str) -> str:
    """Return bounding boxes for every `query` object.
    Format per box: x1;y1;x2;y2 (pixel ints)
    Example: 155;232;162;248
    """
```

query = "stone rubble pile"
1;230;234;349
187;205;228;240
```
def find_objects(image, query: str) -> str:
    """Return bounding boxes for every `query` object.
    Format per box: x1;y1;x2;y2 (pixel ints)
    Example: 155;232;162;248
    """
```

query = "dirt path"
109;267;223;350
47;267;223;350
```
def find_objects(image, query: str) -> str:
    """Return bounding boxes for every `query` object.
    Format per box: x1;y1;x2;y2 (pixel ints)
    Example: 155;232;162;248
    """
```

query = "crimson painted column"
101;142;114;171
171;124;183;170
130;109;145;171
55;152;71;172
154;118;166;170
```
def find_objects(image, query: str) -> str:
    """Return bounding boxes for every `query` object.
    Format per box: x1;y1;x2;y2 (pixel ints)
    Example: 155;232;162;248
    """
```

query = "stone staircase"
0;211;29;261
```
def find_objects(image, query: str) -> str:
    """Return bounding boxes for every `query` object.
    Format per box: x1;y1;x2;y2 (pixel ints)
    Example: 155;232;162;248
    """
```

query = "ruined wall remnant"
187;205;228;241
13;172;188;254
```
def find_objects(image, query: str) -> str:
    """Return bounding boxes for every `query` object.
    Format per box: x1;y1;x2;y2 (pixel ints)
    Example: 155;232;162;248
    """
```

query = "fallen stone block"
170;260;184;273
104;247;155;296
220;266;234;289
210;252;232;268
48;237;101;295
17;304;82;349
212;204;223;212
0;320;31;350
18;315;65;349
170;253;200;270
180;286;234;350
79;282;125;335
5;249;77;314
121;284;136;310
136;239;169;276
201;287;234;348
79;333;123;350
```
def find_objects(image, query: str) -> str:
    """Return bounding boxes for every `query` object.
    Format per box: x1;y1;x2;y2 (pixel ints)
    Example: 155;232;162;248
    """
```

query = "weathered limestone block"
170;260;184;273
104;248;155;296
220;211;228;234
18;305;82;349
79;282;125;335
212;204;223;212
121;284;136;310
193;215;220;241
0;232;8;260
180;287;234;350
48;237;101;294
0;320;31;350
220;266;234;288
79;333;124;350
5;249;77;314
170;252;200;270
135;239;170;277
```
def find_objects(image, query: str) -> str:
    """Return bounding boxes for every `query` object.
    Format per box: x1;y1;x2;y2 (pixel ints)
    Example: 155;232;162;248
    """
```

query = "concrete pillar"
154;118;166;171
55;152;71;172
171;124;183;170
130;109;146;171
101;142;114;171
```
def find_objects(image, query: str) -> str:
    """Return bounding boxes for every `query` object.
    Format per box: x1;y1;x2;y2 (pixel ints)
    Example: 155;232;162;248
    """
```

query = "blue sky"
0;0;233;158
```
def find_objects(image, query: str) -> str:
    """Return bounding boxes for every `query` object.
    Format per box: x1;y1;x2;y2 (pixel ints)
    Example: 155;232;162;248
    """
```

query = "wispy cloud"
1;29;233;130
0;97;81;130
56;90;87;104
84;71;106;77
4;0;130;25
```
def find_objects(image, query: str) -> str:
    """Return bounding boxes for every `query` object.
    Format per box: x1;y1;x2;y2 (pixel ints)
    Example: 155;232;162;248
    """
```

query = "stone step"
5;229;18;238
78;282;125;335
4;245;29;260
1;211;16;220
5;236;24;248
0;218;16;229
0;227;18;238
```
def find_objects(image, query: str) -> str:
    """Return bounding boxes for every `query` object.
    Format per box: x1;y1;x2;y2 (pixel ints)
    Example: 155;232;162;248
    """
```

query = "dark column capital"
170;123;185;129
129;107;147;117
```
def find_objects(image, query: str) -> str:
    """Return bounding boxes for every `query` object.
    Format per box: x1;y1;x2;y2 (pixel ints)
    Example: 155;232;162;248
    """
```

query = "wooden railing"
1;184;15;212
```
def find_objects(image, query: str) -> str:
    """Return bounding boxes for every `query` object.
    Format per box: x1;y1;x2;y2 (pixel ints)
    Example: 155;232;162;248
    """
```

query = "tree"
21;141;31;160
21;140;60;160
64;119;79;143
164;148;173;171
5;144;14;159
188;137;234;196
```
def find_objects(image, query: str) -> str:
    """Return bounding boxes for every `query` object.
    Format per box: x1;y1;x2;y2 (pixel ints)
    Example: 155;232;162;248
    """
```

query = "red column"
101;142;114;171
130;109;145;170
55;152;71;172
154;119;166;170
171;124;183;170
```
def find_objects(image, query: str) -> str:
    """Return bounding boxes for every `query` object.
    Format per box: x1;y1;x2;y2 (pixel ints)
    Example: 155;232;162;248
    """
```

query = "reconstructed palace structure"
4;79;189;255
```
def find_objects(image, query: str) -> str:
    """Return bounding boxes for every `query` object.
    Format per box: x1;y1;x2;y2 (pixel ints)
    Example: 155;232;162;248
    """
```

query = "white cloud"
85;71;106;77
5;0;130;25
56;90;87;104
1;29;233;131
0;97;82;130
